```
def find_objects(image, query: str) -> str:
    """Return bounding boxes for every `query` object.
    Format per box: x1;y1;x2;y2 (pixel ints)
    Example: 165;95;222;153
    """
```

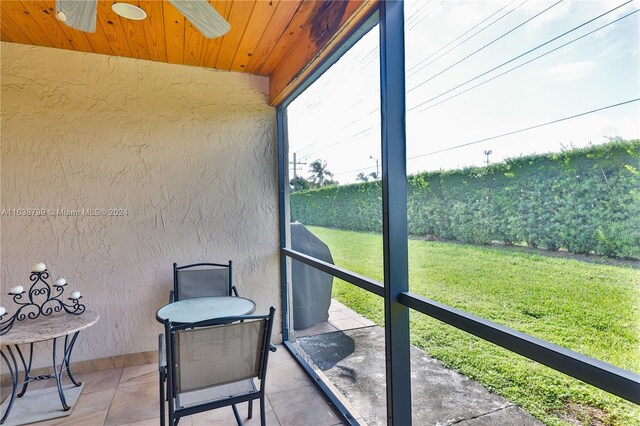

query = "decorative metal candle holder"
0;266;85;335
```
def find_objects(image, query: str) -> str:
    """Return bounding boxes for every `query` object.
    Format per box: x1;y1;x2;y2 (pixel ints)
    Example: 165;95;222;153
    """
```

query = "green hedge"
291;141;640;259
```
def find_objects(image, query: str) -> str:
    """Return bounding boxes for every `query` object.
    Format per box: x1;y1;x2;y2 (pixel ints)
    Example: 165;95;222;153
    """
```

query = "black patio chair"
159;307;276;426
170;261;237;303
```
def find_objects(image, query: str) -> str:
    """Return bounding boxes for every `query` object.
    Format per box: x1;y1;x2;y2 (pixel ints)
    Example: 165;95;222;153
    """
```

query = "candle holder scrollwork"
0;267;85;336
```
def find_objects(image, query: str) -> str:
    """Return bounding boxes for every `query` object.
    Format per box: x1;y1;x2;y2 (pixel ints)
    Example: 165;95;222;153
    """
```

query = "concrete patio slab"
297;326;542;426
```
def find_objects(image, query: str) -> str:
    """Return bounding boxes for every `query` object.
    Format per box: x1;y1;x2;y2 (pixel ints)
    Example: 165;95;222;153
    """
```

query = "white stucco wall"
0;42;280;366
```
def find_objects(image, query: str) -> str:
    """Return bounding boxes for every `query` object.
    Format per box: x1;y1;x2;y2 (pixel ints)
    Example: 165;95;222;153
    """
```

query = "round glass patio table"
156;296;256;324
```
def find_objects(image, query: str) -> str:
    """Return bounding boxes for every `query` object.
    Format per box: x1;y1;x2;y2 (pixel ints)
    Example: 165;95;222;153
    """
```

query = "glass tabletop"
156;296;256;324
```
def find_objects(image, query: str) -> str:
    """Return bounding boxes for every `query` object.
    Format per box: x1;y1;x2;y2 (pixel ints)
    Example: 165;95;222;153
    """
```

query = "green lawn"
307;226;640;426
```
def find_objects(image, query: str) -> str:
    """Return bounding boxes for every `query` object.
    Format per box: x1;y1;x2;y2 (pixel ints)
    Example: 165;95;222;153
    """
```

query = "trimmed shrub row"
291;140;640;259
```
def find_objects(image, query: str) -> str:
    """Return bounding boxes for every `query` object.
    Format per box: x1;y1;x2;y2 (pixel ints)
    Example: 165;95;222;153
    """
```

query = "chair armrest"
168;290;175;304
158;334;166;372
231;286;239;297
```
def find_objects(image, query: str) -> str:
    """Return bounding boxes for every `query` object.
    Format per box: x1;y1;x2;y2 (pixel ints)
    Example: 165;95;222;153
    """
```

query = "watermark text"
1;208;128;217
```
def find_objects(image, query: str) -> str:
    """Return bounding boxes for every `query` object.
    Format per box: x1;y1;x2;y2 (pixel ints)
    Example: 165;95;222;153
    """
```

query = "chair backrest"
168;307;275;394
173;262;232;300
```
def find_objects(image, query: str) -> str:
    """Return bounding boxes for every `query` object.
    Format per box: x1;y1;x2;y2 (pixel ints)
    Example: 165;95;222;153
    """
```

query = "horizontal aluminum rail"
282;248;640;404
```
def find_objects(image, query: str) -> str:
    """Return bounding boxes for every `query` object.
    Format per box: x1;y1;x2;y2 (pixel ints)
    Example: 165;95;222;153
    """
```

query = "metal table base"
1;331;81;424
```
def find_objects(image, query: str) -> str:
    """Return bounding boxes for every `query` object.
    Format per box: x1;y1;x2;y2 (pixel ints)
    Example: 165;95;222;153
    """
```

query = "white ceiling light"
111;3;147;21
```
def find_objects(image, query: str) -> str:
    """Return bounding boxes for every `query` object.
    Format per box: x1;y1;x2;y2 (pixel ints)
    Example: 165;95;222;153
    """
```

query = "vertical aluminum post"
380;1;412;424
277;107;290;342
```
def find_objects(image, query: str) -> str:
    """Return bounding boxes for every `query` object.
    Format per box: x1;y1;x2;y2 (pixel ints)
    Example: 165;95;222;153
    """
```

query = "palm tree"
308;159;335;188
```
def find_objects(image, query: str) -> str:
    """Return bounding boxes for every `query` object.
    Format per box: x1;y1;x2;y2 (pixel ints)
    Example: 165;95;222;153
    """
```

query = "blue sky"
287;0;639;184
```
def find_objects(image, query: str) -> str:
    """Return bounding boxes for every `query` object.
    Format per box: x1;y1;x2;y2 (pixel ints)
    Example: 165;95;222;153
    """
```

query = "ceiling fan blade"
55;0;97;33
168;0;231;39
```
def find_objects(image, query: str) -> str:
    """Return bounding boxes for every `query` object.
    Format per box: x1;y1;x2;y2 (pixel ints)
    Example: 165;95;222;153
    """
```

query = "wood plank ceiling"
0;0;377;105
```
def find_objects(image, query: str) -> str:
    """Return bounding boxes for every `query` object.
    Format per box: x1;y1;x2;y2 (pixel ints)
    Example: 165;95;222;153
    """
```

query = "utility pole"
484;150;492;166
370;155;379;178
289;152;307;179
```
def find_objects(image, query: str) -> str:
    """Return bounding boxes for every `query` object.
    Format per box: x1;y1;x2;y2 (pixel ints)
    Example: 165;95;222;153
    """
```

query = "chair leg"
168;394;175;426
232;404;244;426
260;396;266;426
248;400;253;419
159;371;165;426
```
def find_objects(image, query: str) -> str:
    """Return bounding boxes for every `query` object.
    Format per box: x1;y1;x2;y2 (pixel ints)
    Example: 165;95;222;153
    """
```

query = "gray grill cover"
291;223;334;330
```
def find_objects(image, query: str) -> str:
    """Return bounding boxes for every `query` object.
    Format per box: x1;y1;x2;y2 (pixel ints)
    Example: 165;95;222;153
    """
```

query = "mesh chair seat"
159;307;276;426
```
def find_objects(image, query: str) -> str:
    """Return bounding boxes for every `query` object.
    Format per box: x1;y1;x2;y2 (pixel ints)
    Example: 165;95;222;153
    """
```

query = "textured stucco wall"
0;42;280;367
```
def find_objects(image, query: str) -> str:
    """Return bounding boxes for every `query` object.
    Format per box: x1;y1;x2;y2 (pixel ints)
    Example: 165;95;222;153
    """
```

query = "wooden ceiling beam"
268;0;378;106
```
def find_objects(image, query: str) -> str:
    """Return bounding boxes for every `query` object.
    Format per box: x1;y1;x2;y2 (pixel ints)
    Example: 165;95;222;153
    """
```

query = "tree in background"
356;171;379;182
356;172;369;182
308;159;337;187
290;176;311;192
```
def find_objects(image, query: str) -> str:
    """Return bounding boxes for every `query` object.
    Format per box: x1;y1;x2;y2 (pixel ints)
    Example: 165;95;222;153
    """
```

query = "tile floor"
2;344;344;426
2;299;374;426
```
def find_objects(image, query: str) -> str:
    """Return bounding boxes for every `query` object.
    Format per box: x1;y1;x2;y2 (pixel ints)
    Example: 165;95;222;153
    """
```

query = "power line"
333;98;639;177
334;165;378;177
302;0;630;162
410;8;640;115
408;99;640;161
409;0;635;112
294;105;379;155
303;123;380;159
293;84;378;154
406;0;434;23
305;1;524;157
407;0;521;76
407;0;563;94
406;0;523;78
294;1;636;164
297;0;536;157
405;0;435;27
407;0;446;32
358;0;447;71
297;1;528;157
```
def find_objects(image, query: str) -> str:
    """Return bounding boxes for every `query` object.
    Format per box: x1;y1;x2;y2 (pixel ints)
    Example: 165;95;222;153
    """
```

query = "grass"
307;226;640;426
